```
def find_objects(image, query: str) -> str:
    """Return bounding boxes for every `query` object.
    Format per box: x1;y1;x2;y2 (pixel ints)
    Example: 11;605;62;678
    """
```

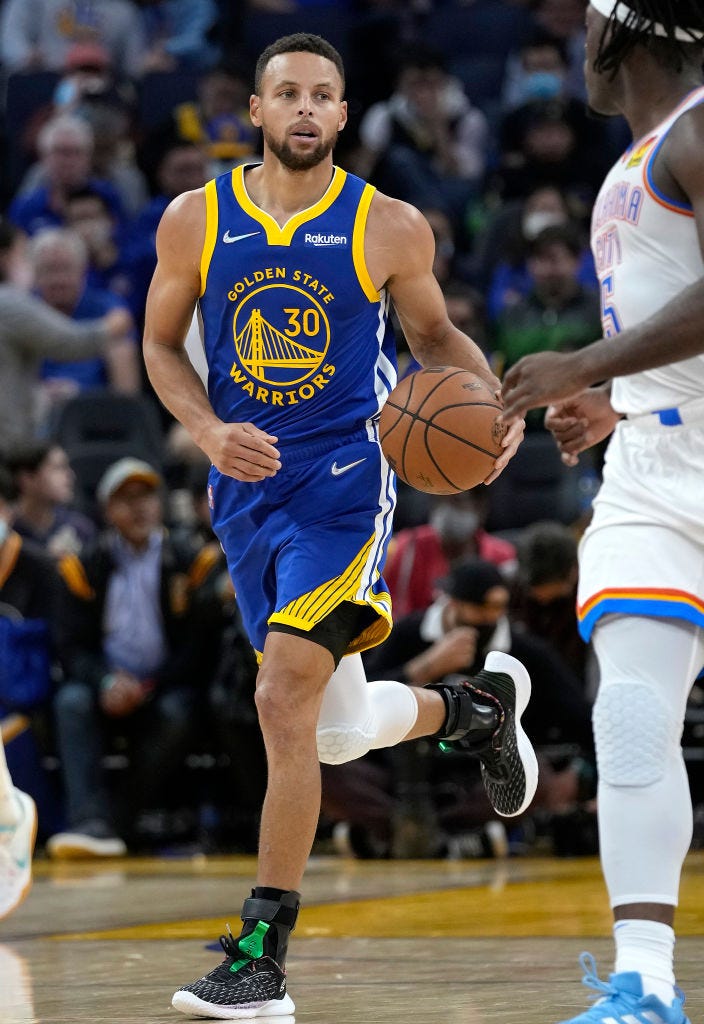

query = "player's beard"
263;126;338;171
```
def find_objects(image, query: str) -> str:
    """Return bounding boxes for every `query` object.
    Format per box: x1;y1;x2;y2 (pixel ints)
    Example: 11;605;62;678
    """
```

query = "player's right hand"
204;421;281;482
545;387;620;466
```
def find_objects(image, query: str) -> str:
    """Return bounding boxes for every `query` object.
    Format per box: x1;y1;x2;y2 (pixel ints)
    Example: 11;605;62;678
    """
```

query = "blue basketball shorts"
208;432;396;658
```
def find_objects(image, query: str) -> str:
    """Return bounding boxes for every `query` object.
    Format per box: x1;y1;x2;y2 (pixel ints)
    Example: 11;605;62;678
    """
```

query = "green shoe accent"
229;921;270;972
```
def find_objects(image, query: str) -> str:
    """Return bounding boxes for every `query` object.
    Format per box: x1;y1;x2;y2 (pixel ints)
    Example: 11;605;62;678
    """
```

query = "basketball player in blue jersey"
144;32;537;1020
502;3;704;1022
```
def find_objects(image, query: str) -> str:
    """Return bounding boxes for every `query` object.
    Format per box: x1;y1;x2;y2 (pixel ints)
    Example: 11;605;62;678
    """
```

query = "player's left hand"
500;350;588;422
483;414;524;485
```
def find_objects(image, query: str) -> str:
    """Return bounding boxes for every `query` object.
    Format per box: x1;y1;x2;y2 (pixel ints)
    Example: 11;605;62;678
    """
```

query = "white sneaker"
46;819;127;859
0;789;37;920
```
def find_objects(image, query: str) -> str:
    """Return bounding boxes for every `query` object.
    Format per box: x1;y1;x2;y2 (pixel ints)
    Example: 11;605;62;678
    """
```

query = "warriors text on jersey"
198;163;398;449
590;85;704;415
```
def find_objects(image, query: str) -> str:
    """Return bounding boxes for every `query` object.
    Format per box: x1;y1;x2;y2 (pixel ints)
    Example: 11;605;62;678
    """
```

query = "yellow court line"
49;854;704;942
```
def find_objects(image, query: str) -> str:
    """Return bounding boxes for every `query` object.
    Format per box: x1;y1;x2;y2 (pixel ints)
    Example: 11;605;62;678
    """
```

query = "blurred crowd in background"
0;0;702;863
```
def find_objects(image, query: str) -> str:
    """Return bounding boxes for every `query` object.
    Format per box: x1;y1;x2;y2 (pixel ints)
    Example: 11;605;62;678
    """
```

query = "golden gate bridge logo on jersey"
231;284;330;388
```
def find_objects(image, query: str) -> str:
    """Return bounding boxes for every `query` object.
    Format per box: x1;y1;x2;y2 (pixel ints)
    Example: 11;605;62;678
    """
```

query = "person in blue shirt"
9;114;124;238
29;228;139;416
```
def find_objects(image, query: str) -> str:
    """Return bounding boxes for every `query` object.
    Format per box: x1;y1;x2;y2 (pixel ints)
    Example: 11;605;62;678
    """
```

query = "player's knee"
317;723;374;765
254;665;313;740
593;681;678;787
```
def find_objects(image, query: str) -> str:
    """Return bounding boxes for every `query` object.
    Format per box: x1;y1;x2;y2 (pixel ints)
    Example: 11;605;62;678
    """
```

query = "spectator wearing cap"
48;457;204;858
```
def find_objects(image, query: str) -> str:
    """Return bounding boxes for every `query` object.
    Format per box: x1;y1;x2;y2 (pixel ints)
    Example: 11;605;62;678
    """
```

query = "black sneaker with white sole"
432;651;539;818
171;929;295;1019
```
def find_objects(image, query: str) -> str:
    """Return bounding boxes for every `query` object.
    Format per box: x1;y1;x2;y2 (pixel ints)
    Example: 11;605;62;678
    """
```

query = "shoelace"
579;952;620;1005
219;924;241;959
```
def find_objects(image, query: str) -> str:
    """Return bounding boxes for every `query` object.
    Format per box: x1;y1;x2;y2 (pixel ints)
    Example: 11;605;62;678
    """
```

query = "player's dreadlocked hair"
595;1;704;76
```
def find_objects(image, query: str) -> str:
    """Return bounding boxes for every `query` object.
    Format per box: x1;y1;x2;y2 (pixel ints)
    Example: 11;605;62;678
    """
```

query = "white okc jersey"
591;85;704;414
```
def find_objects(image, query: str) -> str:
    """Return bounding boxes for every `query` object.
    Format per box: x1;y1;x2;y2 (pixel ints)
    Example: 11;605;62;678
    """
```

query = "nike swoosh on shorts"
331;458;366;476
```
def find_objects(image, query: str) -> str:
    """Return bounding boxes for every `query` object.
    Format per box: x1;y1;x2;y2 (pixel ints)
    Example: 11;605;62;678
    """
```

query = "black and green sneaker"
172;892;299;1019
172;924;294;1019
433;651;539;818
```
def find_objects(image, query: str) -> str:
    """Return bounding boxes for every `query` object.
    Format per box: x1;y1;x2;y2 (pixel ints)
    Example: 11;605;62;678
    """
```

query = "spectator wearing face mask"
501;30;571;113
354;43;489;223
473;184;597;321
384;488;517;619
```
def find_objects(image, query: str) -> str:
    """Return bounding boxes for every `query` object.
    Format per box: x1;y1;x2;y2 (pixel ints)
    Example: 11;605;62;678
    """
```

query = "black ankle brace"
428;680;499;743
238;889;300;968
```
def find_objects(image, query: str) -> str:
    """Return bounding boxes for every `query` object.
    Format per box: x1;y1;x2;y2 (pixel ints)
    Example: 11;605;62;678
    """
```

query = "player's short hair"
254;33;345;95
595;0;704;76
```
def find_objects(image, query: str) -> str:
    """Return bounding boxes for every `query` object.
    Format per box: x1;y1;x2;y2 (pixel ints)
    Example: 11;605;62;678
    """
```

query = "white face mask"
522;210;566;240
0;519;9;546
430;505;479;544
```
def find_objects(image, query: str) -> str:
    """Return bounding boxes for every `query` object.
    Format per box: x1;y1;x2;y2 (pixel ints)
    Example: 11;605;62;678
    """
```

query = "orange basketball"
379;367;506;494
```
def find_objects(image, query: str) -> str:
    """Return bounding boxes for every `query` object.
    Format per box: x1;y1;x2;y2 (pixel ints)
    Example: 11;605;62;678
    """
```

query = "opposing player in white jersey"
502;2;704;1023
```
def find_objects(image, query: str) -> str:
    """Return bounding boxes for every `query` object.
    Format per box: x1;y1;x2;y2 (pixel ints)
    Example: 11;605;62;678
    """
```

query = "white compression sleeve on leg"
316;654;418;765
592;615;703;907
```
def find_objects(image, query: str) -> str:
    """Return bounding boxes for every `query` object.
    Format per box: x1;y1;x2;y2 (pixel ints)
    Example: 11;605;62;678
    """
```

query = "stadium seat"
53;390;164;466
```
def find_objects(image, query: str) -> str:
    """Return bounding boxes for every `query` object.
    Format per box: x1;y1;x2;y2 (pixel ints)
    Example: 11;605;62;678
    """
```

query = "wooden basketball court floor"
2;851;704;1023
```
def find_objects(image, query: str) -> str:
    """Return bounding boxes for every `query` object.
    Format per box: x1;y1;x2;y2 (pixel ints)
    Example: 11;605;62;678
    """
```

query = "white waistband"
624;396;704;428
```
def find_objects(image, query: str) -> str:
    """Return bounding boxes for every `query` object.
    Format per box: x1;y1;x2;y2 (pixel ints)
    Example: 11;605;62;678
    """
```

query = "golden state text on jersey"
198;164;398;447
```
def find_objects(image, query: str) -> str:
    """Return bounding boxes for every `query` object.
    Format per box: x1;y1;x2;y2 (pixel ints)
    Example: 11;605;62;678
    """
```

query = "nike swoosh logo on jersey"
222;230;261;244
331;458;366;476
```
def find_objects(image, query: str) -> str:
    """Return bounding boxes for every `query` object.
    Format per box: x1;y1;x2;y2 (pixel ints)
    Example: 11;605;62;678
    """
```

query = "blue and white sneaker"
0;789;37;920
558;953;690;1024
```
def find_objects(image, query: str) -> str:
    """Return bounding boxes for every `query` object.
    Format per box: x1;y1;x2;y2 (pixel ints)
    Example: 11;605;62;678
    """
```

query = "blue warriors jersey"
199;165;398;656
198;164;398;449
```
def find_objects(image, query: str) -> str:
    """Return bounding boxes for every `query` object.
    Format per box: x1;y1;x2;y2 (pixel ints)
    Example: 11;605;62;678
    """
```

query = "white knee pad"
317;723;377;765
316;656;418;765
592;681;675;787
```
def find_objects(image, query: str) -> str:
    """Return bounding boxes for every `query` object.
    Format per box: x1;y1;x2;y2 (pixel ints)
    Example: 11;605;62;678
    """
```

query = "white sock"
614;919;676;1005
0;737;20;828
